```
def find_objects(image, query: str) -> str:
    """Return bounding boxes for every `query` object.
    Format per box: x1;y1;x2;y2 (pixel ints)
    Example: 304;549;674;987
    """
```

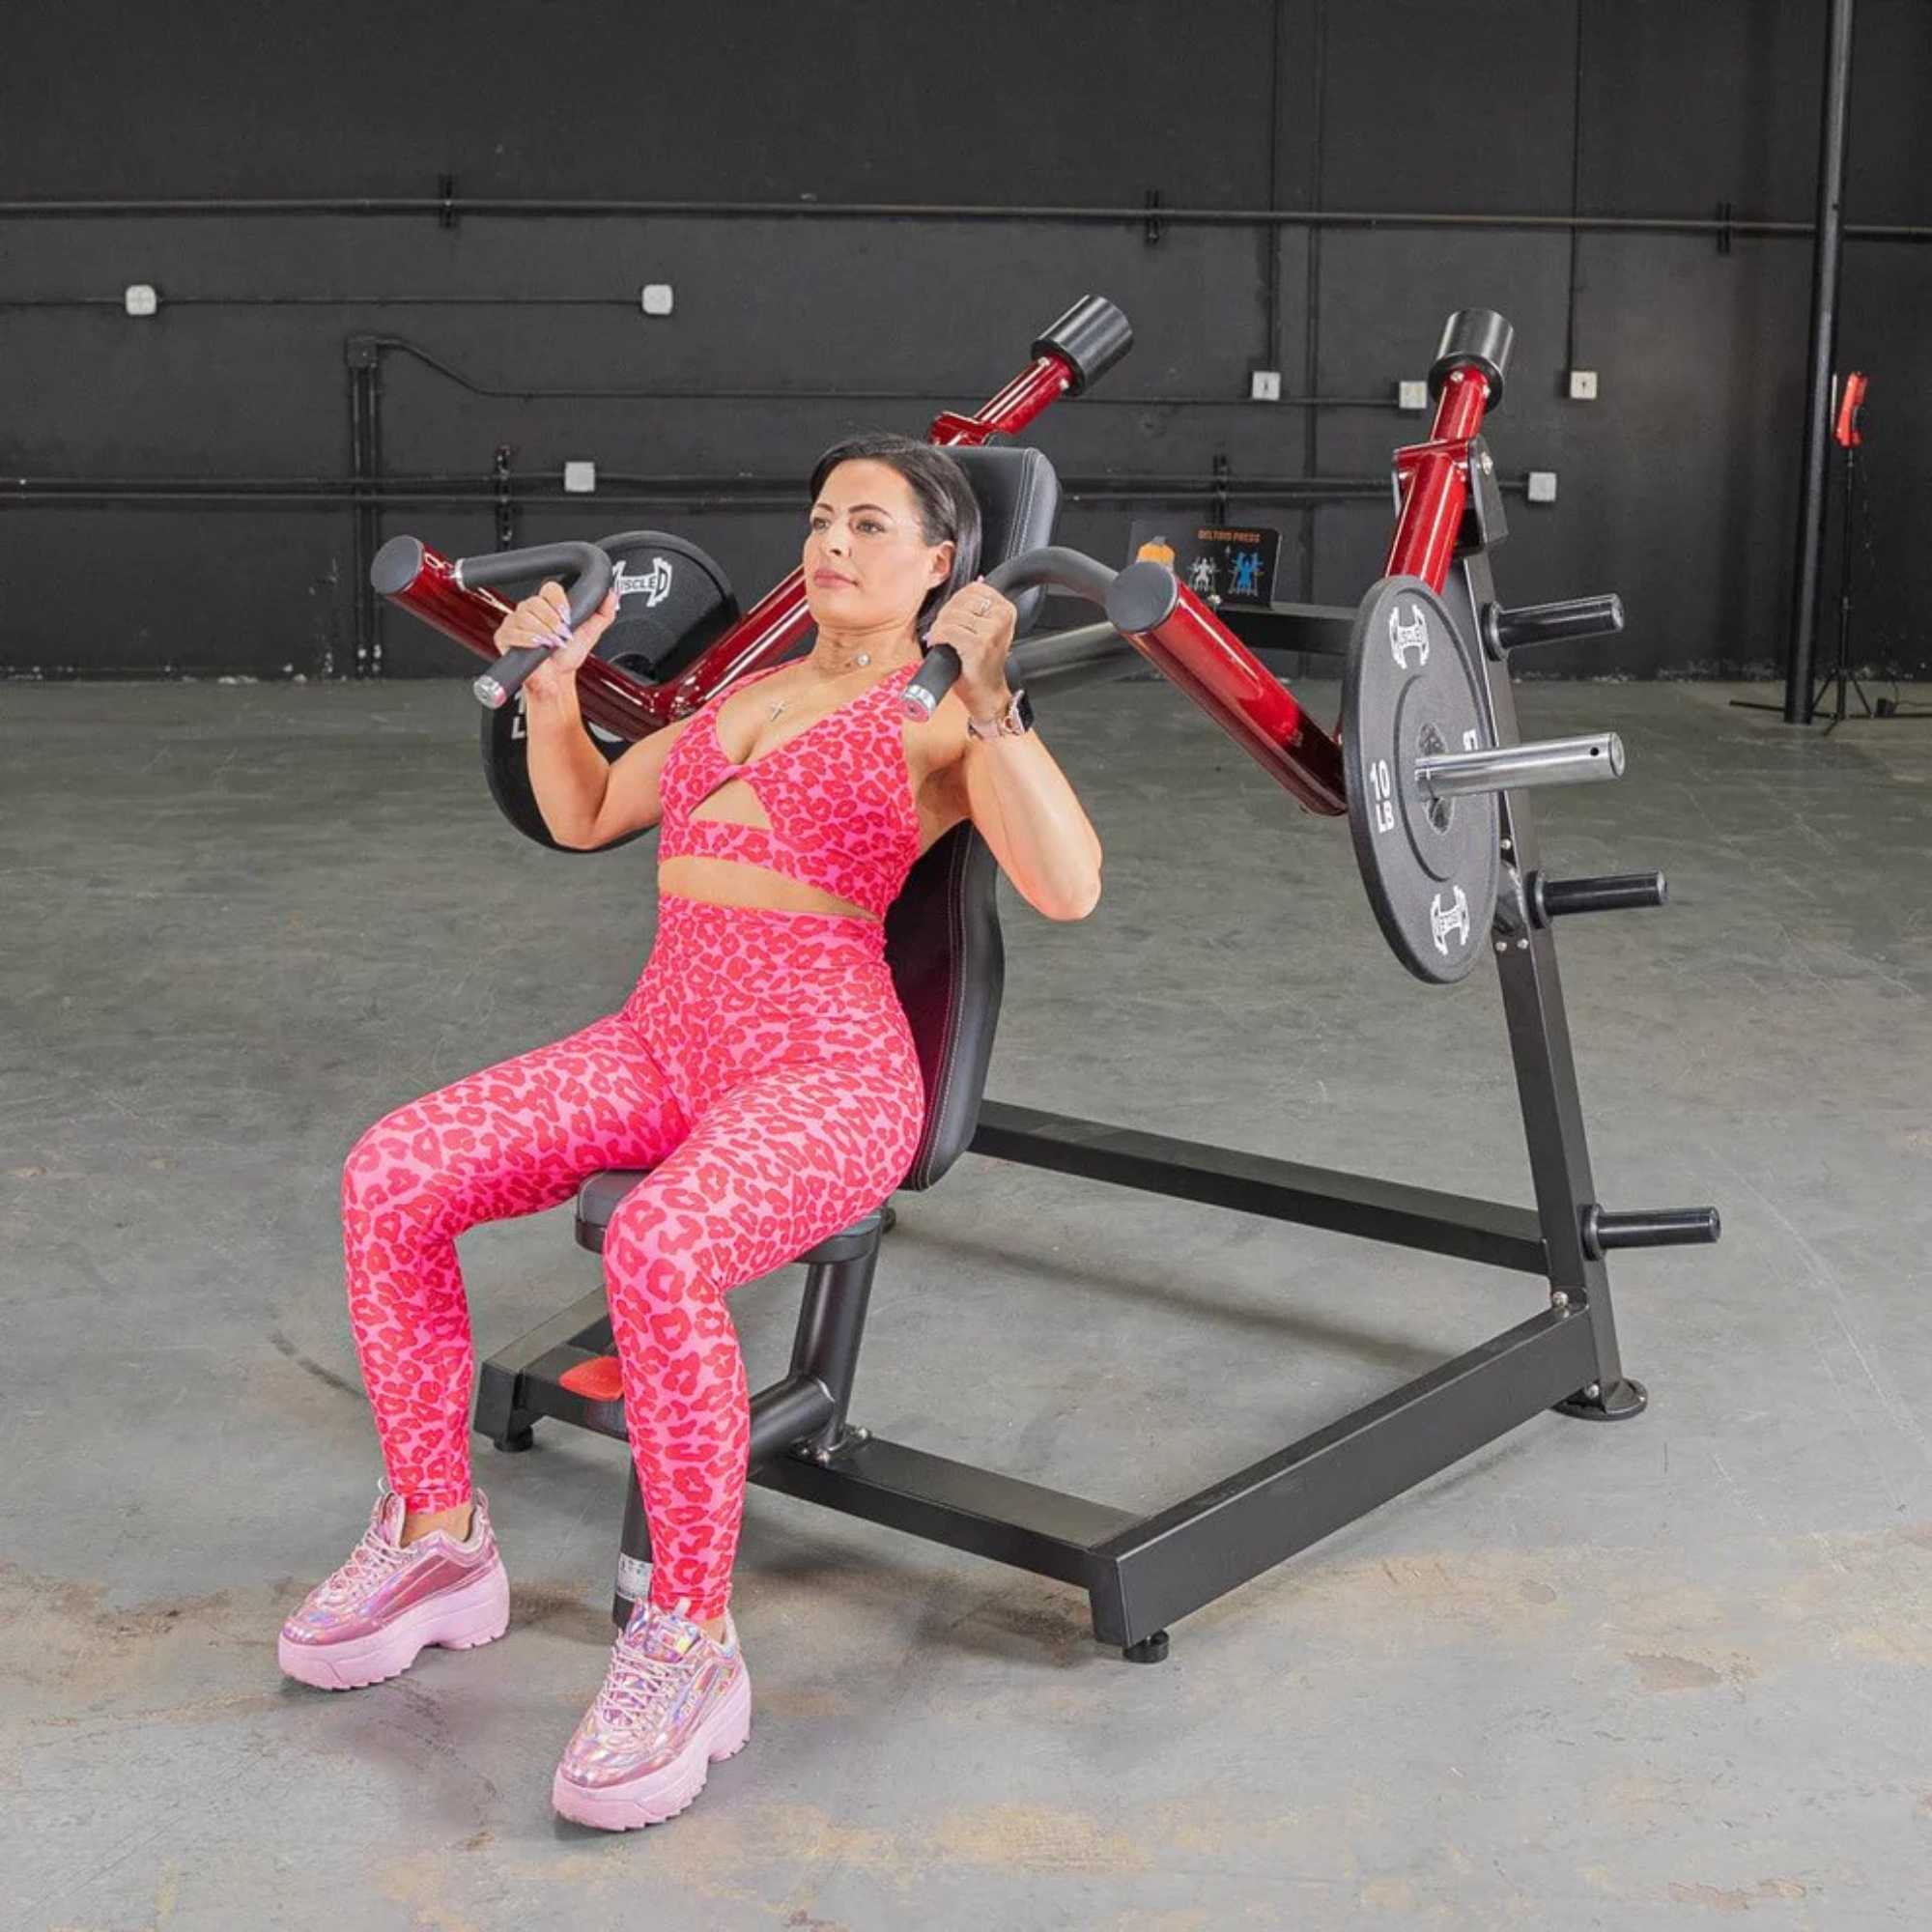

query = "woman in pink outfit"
277;433;1105;1830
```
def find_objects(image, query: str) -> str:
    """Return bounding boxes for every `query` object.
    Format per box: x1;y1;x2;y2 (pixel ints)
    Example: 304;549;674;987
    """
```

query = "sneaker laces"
593;1604;705;1732
316;1519;410;1605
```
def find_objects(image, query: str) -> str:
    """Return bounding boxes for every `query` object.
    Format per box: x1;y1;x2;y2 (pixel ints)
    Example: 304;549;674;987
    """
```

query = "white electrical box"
125;284;159;317
1397;379;1429;412
1249;369;1282;402
563;461;598;495
640;283;674;316
1568;369;1599;401
1527;469;1558;503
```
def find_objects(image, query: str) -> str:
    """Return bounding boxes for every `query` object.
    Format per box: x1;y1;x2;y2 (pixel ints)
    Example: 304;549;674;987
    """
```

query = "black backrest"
886;444;1060;1190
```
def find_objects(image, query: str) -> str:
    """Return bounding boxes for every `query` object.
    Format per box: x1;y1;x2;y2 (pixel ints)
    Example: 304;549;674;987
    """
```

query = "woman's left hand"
924;579;1018;716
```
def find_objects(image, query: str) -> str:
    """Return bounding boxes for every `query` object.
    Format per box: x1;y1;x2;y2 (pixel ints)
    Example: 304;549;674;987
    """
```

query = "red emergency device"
1833;371;1867;447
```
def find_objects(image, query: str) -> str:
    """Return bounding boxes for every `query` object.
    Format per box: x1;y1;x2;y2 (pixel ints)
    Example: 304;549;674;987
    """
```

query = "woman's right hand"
493;580;619;715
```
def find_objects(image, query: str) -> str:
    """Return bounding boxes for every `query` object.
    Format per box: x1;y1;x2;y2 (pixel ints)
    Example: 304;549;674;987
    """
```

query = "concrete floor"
6;669;1931;1931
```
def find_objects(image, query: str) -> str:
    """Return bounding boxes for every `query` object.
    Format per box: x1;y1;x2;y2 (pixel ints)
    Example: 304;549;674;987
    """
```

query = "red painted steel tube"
957;354;1076;440
377;348;1084;738
1383;365;1491;592
1090;329;1495;817
1114;579;1347;817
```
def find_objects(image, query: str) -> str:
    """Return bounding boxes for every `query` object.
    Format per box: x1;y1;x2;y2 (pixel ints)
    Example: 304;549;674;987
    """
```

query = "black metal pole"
1783;0;1856;724
365;350;385;677
345;336;382;678
1820;440;1859;724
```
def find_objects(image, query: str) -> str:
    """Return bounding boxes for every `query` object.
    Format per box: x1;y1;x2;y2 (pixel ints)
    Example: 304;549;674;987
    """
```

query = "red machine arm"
372;296;1131;741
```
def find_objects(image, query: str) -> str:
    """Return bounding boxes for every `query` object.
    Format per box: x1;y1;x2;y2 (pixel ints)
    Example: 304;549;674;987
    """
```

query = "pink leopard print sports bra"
656;656;925;922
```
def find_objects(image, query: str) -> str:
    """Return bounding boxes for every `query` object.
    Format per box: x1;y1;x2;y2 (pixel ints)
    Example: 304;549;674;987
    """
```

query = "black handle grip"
901;546;1122;720
1530;873;1669;923
1032;295;1134;395
464;541;616;711
1528;871;1669;926
1482;594;1625;657
1581;1204;1722;1258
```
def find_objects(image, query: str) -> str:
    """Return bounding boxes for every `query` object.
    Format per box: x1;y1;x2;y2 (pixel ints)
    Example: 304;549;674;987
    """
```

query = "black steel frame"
473;538;1656;1663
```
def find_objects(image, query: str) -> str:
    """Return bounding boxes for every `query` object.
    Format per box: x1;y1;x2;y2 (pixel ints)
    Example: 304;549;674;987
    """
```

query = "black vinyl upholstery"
888;443;1060;1192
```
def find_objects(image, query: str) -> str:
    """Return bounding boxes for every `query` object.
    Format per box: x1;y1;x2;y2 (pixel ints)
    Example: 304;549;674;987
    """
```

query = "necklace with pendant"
764;648;871;720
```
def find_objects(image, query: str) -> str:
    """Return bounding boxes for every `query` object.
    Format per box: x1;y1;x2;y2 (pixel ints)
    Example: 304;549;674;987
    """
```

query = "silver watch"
965;686;1035;741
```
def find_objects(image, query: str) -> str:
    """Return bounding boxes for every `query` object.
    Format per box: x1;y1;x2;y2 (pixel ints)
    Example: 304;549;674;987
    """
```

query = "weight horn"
1414;733;1624;800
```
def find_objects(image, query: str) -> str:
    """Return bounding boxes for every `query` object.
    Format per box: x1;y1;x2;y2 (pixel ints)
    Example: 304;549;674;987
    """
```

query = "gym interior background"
9;0;1932;682
6;2;1930;1928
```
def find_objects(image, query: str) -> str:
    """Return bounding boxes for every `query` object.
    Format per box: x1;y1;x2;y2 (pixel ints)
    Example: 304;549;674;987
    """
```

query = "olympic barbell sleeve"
1528;871;1669;926
1429;308;1514;409
1414;732;1625;800
1031;295;1134;395
1581;1204;1722;1259
1480;594;1625;658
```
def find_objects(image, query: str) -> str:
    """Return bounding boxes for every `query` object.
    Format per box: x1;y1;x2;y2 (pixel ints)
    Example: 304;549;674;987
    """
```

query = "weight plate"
587;528;739;695
1340;575;1500;984
480;530;739;854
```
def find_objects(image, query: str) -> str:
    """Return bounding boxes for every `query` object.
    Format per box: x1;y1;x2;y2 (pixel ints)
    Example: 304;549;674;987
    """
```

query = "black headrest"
941;445;1061;634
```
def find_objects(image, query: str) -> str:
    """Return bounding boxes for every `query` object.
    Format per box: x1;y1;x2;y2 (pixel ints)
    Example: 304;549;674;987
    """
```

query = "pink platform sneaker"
552;1595;752;1830
277;1479;510;1690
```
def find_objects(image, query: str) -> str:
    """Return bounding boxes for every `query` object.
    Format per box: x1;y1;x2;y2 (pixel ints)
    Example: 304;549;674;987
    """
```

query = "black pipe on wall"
0;475;1468;506
0;317;1396;408
2;193;1928;242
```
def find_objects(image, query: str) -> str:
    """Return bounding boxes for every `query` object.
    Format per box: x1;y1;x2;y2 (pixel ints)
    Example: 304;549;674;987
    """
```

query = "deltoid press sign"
1125;521;1282;609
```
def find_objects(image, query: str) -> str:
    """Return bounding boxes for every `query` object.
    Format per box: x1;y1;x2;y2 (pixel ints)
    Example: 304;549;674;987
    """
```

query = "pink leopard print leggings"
340;892;924;1620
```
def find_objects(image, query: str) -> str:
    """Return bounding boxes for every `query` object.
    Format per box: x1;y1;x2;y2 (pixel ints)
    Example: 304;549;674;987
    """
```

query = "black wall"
5;0;1928;680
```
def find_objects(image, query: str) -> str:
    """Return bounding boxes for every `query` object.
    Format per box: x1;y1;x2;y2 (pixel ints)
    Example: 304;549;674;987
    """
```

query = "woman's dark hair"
808;432;982;639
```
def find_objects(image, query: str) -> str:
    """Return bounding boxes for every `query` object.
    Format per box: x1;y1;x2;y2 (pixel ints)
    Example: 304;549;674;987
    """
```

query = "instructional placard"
1126;521;1282;608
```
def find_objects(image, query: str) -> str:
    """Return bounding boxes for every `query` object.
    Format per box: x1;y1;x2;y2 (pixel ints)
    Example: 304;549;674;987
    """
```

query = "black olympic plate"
1340;574;1499;984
